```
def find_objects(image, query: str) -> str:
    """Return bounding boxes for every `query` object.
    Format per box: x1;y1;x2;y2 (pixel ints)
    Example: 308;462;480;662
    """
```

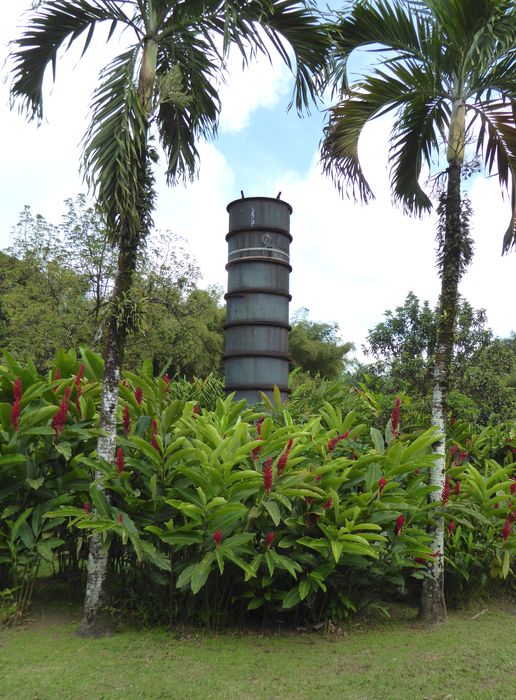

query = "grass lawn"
1;602;515;700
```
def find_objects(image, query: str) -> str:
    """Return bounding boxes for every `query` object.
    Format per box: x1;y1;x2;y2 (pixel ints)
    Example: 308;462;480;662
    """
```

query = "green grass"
1;604;515;700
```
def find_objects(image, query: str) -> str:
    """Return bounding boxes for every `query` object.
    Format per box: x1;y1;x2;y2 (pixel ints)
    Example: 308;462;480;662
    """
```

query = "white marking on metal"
228;247;289;258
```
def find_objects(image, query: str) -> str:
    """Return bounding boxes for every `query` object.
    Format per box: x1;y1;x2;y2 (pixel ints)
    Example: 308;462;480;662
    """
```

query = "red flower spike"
394;513;405;535
83;502;89;514
315;474;321;482
118;513;123;526
441;478;451;505
322;498;332;510
116;447;125;474
502;519;511;543
213;529;222;547
263;459;273;494
251;444;262;462
75;364;85;387
122;404;131;435
390;396;401;437
327;432;349;452
454;479;461;496
134;387;143;405
150;419;159;451
455;451;468;466
193;403;200;415
449;444;459;457
256;418;264;437
51;386;71;435
13;377;22;402
265;531;275;549
447;521;456;533
277;438;293;475
54;368;61;381
11;399;21;431
378;476;387;495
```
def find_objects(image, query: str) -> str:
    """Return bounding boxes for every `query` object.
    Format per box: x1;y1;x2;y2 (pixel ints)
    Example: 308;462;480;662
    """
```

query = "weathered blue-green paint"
224;196;292;404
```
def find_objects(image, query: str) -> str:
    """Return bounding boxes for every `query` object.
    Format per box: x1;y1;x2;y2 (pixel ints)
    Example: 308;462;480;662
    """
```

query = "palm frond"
390;96;447;214
332;0;436;74
9;0;136;121
155;34;220;184
471;100;516;253
82;47;150;244
170;0;330;115
320;92;383;203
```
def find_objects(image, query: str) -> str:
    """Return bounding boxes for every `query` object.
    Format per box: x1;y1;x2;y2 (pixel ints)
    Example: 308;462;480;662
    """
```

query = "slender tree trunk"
79;17;159;636
79;235;139;637
420;162;463;624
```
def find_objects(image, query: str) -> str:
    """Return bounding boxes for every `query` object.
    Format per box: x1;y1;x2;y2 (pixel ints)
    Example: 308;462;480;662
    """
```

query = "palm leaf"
82;47;149;243
390;96;447;214
320;92;382;203
9;0;135;120
155;33;220;184
471;100;516;252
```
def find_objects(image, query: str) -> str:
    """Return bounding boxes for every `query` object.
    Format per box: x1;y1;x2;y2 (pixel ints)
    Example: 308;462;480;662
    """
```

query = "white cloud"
218;49;291;133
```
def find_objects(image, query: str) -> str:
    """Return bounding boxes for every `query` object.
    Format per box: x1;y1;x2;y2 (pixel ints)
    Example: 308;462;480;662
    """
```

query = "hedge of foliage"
0;349;514;625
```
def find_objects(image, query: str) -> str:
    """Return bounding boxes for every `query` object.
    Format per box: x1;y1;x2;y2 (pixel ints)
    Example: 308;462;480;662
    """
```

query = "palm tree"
10;0;329;635
320;0;515;623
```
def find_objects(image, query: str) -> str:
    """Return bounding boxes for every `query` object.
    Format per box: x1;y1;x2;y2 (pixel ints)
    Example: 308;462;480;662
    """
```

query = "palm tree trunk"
79;233;139;637
420;161;463;624
79;16;159;635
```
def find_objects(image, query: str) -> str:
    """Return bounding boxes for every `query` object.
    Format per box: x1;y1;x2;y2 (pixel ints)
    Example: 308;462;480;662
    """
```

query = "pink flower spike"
193;404;200;415
83;502;89;514
118;513;123;526
454;479;461;496
116;447;125;474
327;432;349;452
122;404;131;435
11;399;21;431
75;364;85;386
150;419;159;450
322;498;332;510
265;531;275;549
54;368;61;381
447;521;456;533
213;529;222;547
378;476;387;495
394;513;405;535
13;377;22;402
390;397;401;437
277;438;294;475
134;387;143;405
51;386;71;435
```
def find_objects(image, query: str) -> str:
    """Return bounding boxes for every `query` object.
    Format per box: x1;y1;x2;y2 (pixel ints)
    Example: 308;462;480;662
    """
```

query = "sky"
0;2;514;363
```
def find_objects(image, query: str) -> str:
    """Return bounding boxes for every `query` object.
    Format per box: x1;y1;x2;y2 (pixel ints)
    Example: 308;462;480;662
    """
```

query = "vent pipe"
224;196;292;404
